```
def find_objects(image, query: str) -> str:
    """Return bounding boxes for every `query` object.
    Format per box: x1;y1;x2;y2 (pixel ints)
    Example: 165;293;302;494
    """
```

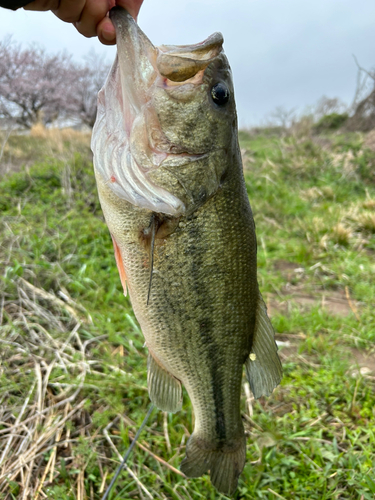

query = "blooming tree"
0;38;110;128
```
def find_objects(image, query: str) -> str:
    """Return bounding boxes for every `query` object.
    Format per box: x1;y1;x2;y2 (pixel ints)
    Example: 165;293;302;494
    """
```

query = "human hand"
24;0;144;45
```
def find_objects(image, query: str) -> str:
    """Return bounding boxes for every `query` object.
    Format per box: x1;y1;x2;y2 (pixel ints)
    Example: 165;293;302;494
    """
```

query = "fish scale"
92;6;282;495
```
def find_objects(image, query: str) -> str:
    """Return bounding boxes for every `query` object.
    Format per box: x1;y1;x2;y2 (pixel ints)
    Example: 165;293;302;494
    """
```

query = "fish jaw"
110;6;157;132
91;6;235;216
91;11;185;216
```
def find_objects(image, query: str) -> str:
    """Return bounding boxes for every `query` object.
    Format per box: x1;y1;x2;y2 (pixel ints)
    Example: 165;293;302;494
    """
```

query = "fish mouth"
109;7;158;138
109;6;223;148
91;7;224;216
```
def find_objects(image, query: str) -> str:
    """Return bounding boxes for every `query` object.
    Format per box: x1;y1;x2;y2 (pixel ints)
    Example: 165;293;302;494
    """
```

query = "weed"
314;112;349;133
357;212;375;233
0;130;374;499
331;223;351;246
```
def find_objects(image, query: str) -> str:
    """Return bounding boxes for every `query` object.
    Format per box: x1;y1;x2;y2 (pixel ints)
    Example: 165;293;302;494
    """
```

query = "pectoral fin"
147;353;182;413
111;235;127;296
245;293;282;399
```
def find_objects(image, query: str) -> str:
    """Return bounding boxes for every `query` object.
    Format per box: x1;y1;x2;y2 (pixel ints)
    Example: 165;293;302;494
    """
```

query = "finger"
97;16;116;45
75;0;111;38
24;0;59;11
53;0;87;23
97;0;143;45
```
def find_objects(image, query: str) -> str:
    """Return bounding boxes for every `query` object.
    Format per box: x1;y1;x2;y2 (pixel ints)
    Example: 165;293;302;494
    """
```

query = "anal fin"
147;353;182;413
245;292;283;399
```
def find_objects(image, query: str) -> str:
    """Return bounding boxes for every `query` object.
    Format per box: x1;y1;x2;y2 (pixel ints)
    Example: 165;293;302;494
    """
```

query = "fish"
91;6;282;496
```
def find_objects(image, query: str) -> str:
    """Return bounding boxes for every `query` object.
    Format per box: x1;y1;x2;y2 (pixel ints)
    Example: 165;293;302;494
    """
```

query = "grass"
0;126;374;499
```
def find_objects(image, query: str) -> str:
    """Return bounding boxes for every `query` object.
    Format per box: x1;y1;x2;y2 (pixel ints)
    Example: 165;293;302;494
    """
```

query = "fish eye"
211;83;230;106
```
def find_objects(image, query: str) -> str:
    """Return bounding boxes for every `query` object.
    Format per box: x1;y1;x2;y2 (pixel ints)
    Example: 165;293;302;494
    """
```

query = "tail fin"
180;433;246;496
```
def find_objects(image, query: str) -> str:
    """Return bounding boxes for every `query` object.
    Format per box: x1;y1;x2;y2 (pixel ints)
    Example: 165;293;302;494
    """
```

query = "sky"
0;0;375;126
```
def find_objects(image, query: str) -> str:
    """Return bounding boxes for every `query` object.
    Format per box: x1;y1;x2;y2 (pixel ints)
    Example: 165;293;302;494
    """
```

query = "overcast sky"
1;0;375;126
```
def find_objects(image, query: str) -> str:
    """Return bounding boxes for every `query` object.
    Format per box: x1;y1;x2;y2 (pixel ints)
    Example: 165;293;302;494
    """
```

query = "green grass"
0;129;374;499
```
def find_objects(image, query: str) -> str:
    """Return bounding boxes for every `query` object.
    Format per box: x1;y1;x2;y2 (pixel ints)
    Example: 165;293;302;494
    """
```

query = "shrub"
314;112;349;133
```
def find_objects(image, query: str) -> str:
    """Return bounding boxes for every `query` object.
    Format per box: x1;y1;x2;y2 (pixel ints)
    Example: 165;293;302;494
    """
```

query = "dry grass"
362;198;375;210
363;129;375;151
0;126;91;177
0;274;162;499
356;211;375;233
0;277;92;499
331;223;352;246
29;124;90;153
289;115;314;138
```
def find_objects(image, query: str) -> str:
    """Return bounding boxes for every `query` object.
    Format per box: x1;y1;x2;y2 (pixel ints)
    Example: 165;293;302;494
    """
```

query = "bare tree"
345;57;375;132
314;96;347;120
0;37;74;128
268;106;296;129
350;56;375;112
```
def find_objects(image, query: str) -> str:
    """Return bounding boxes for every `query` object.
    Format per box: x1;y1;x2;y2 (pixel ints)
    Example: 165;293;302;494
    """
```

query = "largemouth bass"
91;7;282;495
